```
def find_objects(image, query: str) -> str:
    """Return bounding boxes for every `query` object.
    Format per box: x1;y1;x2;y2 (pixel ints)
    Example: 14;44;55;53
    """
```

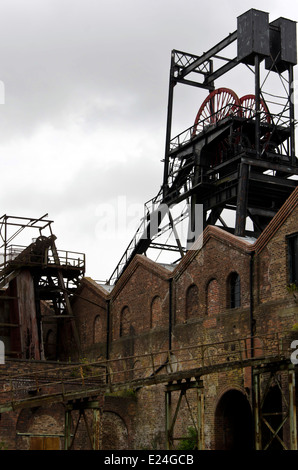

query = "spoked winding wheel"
240;94;272;151
193;88;241;136
240;94;271;124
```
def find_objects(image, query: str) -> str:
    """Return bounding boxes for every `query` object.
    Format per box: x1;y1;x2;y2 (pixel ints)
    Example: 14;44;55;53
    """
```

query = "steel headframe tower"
109;8;298;284
0;214;85;359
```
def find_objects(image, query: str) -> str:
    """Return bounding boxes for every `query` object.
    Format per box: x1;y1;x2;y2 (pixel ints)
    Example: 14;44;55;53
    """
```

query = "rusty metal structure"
0;331;296;449
0;214;85;360
0;8;297;451
109;8;298;284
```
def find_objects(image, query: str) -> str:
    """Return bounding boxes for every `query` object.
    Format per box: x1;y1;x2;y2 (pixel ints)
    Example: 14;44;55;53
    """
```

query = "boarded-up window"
120;306;130;337
207;279;220;315
94;315;102;343
186;284;199;319
151;296;162;328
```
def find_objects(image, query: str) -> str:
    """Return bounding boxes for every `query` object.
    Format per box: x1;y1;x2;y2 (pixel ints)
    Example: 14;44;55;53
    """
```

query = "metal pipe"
289;368;297;450
4;215;7;269
250;250;255;356
197;388;204;450
255;54;260;158
64;409;71;450
163;53;175;198
165;389;172;450
235;163;249;236
250;250;256;448
289;65;296;165
106;299;110;361
253;372;262;450
169;278;173;351
179;30;237;78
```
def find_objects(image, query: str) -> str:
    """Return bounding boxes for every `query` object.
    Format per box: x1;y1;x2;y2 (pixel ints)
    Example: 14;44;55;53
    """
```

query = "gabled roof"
110;253;172;299
253;185;298;254
76;276;109;299
87;186;297;293
172;185;298;277
172;224;254;280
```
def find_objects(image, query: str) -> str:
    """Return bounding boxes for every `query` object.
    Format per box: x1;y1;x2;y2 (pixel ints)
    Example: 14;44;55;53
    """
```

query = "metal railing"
0;331;291;410
0;244;85;270
169;105;293;154
108;188;165;284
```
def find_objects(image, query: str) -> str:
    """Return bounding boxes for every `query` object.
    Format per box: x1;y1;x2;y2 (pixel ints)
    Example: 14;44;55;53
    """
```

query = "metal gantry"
0;8;297;451
0;331;296;450
253;364;297;450
109;9;298;285
65;398;102;450
165;378;204;450
0;214;85;359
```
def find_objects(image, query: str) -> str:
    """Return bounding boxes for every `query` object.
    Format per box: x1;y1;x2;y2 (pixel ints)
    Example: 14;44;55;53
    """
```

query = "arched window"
206;278;220;315
186;284;199;319
120;306;130;337
228;272;241;308
151;296;162;328
94;315;102;343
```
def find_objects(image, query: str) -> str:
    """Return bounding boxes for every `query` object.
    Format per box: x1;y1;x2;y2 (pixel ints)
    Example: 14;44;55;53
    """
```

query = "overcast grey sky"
0;0;297;281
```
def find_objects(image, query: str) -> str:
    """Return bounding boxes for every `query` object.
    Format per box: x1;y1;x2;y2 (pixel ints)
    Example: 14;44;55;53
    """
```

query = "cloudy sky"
0;0;297;281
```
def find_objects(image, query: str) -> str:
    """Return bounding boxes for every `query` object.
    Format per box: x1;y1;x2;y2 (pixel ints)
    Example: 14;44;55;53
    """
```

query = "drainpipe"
106;299;110;361
169;278;173;351
250;249;256;449
250;250;255;357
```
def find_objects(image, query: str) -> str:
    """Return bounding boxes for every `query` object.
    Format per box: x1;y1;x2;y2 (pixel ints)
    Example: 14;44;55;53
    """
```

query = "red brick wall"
54;210;298;449
64;278;108;361
110;259;170;341
1;202;297;450
256;206;298;304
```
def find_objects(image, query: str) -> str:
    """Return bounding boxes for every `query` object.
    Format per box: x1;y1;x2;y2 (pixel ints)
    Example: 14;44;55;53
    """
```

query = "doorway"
29;436;60;450
215;389;253;450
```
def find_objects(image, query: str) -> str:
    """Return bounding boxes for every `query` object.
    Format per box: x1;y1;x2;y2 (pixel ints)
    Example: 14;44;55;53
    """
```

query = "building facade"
0;186;292;450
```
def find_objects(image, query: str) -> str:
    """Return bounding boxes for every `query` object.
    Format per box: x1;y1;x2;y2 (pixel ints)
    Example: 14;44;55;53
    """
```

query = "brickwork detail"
0;190;297;450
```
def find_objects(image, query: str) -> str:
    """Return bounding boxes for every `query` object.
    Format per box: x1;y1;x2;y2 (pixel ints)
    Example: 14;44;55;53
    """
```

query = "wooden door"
29;437;60;450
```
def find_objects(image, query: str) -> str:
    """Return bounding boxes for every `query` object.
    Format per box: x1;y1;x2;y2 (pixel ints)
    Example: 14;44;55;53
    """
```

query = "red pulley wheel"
240;94;271;123
193;88;241;135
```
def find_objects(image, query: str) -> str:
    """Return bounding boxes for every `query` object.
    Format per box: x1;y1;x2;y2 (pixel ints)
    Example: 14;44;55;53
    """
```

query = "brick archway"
16;404;65;450
102;411;128;450
214;389;253;450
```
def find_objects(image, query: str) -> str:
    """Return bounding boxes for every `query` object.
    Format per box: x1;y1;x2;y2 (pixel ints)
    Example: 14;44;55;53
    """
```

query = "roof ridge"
172;224;253;279
253;186;298;253
80;277;109;297
109;253;171;298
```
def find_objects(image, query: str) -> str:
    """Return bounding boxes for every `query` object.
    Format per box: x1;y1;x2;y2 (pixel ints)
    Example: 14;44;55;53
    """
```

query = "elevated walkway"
0;331;293;413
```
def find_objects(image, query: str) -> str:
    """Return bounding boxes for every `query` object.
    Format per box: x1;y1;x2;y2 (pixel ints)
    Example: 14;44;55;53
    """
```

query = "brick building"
61;185;297;451
0;7;297;451
0;185;297;451
0;185;295;450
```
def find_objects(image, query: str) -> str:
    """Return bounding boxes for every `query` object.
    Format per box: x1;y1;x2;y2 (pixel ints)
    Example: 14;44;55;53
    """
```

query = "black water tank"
265;17;297;73
237;9;270;65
